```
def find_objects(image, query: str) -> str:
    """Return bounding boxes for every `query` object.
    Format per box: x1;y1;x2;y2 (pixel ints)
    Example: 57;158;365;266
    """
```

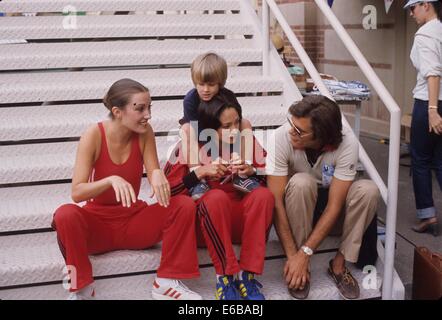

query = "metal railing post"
262;0;270;76
382;110;401;299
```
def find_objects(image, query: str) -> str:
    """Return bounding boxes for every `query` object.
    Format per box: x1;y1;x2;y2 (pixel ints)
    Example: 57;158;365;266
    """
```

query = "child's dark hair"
103;78;149;118
198;91;242;131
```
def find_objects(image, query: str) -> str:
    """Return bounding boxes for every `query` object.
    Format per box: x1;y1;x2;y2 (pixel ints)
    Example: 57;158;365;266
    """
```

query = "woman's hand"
429;109;442;135
229;155;255;177
107;175;137;208
231;162;255;177
196;163;228;181
150;169;171;207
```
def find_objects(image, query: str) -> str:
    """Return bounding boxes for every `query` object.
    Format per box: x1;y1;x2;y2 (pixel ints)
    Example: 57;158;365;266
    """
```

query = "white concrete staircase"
0;0;383;300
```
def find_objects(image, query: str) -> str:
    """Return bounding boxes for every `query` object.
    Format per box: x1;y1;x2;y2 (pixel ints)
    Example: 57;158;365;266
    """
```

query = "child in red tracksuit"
52;79;201;300
165;93;275;300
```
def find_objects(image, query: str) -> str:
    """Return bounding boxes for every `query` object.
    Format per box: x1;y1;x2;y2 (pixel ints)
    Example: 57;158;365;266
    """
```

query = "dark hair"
288;95;343;149
431;0;442;21
198;91;242;131
103;78;149;118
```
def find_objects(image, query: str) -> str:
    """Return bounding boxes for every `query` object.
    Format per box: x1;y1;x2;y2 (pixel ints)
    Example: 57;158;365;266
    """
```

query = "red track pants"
195;188;274;276
52;195;200;292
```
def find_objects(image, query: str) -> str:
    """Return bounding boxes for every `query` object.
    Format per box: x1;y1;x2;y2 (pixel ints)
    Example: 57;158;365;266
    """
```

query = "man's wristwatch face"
301;245;313;256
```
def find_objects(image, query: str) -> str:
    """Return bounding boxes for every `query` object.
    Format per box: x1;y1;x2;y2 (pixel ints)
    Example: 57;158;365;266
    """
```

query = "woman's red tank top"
86;122;144;207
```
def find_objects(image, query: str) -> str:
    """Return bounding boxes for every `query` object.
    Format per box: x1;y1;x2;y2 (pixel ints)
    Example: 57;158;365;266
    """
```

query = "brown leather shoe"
288;281;310;300
327;260;360;300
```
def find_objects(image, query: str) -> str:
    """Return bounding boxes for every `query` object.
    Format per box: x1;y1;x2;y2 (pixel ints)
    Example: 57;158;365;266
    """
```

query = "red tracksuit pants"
52;195;200;292
195;187;274;276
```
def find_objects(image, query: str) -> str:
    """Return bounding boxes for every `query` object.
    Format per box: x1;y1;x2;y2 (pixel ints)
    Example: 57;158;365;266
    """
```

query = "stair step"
0;231;279;287
0;179;156;233
0;136;179;184
0;96;285;141
0;67;282;104
0;39;260;71
0;253;382;300
0;127;276;184
0;230;350;289
0;0;241;13
0;14;252;41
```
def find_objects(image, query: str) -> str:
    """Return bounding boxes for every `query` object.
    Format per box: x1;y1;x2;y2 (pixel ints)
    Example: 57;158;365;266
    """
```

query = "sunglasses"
287;116;313;139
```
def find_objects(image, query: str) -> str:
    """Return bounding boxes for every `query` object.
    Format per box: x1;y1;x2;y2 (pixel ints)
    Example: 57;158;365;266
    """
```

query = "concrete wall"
255;0;419;138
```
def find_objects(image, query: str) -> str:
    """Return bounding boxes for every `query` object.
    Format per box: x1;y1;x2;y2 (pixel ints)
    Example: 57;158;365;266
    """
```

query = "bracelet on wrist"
429;105;438;110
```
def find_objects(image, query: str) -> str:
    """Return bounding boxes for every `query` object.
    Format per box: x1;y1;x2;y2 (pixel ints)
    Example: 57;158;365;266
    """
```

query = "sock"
75;283;95;297
155;277;176;287
238;270;253;281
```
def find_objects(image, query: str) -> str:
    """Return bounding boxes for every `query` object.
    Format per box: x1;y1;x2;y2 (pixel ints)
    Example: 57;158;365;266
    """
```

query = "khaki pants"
284;173;380;263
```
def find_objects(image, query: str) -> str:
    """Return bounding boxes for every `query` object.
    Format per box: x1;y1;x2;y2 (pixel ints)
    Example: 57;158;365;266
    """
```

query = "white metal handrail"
261;0;401;300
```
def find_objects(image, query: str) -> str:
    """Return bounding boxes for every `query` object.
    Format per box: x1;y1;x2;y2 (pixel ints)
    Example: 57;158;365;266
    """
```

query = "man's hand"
284;251;310;290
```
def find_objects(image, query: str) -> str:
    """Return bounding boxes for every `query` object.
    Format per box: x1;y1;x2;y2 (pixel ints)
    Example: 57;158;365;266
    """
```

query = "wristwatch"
300;245;314;256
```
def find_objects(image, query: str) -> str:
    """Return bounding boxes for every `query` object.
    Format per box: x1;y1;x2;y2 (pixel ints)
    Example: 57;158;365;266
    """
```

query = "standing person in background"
405;0;442;236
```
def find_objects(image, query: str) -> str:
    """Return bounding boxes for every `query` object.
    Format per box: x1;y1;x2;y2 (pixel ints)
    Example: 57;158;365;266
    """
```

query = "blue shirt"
180;87;241;140
181;87;240;123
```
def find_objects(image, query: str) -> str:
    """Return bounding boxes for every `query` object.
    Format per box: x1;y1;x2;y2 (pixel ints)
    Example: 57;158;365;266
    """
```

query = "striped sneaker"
189;181;210;200
152;279;202;300
235;272;265;300
215;275;241;300
232;176;260;193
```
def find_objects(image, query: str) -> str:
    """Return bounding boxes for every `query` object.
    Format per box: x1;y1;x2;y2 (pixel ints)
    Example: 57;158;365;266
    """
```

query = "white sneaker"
67;285;96;300
152;278;202;300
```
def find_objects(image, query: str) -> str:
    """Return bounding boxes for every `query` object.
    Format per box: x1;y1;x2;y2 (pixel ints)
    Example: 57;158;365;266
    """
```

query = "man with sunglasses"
266;95;380;300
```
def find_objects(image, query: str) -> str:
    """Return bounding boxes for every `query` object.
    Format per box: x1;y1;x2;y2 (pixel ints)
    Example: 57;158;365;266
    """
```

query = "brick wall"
283;25;323;65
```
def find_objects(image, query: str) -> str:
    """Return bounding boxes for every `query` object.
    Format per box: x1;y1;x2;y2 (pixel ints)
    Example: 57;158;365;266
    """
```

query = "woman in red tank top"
52;79;201;300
